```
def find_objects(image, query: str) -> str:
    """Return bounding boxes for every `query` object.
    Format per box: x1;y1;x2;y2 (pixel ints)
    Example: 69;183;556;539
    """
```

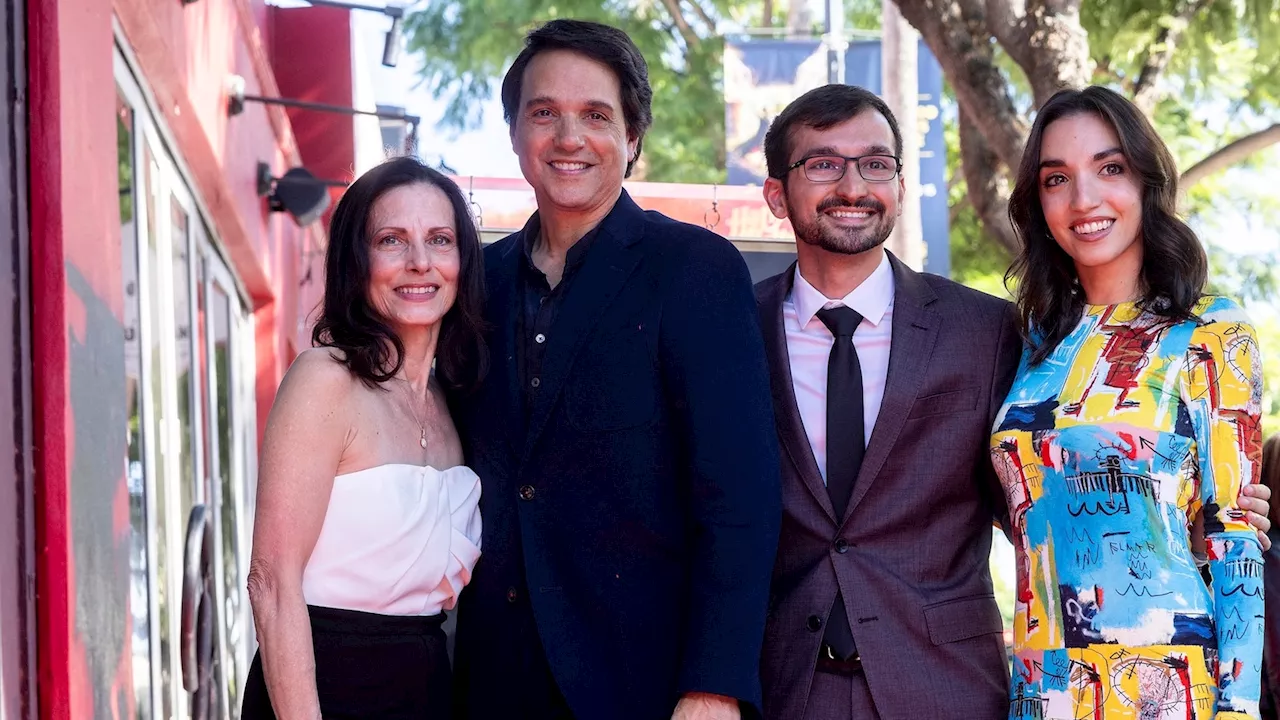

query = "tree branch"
683;0;717;32
1131;0;1215;115
1019;0;1091;104
986;0;1032;69
1180;123;1280;188
959;106;1020;256
658;0;700;49
893;0;1028;171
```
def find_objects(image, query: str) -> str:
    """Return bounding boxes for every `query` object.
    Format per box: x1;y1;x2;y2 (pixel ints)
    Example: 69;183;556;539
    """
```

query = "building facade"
4;1;373;718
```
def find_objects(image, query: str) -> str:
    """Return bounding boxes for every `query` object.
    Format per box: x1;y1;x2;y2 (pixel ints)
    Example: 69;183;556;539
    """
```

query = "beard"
789;196;895;256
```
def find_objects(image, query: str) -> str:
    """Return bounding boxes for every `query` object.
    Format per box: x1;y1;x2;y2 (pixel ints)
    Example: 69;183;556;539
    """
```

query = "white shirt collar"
791;250;895;330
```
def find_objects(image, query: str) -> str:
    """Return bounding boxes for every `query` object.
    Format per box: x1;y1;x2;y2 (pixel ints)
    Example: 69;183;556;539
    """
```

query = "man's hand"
672;693;740;720
1241;483;1273;551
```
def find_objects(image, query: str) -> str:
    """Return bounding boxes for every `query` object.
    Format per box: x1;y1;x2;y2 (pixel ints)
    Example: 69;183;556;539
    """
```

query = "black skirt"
241;605;450;719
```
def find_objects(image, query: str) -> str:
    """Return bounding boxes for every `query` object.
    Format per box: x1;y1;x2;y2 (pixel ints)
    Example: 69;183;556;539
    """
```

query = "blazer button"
834;538;849;554
519;485;536;501
807;615;823;632
506;587;519;603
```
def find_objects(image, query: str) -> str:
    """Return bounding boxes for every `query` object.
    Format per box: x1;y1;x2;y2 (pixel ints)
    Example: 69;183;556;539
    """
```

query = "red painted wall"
28;0;344;716
29;0;131;715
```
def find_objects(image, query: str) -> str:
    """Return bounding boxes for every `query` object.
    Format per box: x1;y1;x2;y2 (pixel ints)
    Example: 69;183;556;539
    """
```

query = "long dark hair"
1006;86;1207;364
312;156;487;392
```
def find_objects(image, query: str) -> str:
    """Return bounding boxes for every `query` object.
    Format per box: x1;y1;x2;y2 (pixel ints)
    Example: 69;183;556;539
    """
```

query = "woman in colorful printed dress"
991;86;1265;720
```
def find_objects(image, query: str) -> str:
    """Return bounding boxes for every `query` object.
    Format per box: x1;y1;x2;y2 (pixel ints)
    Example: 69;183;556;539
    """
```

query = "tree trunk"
986;0;1091;105
892;0;1028;171
959;106;1021;256
882;1;925;269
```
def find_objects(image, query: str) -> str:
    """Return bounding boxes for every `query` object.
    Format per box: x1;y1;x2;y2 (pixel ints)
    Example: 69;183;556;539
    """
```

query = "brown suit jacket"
756;255;1022;720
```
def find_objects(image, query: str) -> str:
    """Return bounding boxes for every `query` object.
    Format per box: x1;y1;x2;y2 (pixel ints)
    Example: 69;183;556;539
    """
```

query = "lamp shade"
273;167;332;226
382;15;403;67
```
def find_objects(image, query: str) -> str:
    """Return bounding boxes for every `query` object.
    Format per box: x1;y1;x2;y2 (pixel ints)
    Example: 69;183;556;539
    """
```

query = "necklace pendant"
420;432;428;449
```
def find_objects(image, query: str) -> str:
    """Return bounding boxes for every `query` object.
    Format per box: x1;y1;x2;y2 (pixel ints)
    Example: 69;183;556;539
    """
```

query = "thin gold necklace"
397;378;429;449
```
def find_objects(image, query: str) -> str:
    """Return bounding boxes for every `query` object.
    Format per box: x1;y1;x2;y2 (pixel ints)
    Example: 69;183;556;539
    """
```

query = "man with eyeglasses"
752;84;1275;719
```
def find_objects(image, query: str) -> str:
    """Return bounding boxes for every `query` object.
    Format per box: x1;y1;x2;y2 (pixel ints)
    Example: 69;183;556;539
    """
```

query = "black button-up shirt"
517;217;602;422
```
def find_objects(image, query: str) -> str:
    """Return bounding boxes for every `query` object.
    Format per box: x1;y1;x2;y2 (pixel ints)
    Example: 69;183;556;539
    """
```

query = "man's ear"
896;174;906;217
763;177;789;220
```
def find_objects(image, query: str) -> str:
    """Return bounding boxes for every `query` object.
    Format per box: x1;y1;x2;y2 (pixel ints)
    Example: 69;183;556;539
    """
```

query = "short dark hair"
312;156;488;392
764;84;903;180
500;19;653;177
1006;85;1208;364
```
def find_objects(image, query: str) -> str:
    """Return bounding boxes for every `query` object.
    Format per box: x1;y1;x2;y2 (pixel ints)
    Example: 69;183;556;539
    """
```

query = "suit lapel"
521;192;646;462
843;253;939;522
757;266;835;523
485;236;525;459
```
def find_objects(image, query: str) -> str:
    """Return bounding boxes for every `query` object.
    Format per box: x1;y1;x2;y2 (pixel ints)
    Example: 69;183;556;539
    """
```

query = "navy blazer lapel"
521;192;646;462
756;266;835;523
843;252;939;522
486;235;525;459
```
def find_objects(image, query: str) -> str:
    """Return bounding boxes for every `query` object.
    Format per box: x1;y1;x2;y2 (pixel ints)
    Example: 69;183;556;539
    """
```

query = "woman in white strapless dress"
242;157;489;719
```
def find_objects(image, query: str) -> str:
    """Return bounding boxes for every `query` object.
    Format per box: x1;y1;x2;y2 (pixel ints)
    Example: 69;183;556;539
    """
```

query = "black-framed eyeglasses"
786;154;902;183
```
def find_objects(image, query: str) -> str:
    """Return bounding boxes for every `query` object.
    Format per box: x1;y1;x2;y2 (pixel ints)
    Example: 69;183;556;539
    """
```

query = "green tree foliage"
403;0;884;184
403;0;740;184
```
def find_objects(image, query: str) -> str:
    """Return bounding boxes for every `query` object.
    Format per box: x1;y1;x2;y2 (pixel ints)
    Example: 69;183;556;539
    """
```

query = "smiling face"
510;49;638;221
763;110;904;257
1038;112;1144;293
365;182;461;334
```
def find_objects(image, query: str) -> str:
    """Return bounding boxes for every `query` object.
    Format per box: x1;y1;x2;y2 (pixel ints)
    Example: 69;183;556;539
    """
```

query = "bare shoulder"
274;347;359;410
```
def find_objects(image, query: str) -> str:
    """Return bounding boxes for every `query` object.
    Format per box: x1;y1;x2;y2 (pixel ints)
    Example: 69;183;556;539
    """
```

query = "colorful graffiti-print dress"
990;296;1265;720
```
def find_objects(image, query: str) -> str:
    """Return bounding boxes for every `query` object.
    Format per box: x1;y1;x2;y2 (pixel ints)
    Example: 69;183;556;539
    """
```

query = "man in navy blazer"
447;20;781;720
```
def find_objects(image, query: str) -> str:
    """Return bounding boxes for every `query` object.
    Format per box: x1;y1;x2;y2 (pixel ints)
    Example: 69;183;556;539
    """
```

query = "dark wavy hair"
312;157;487;392
500;19;653;177
1007;85;1207;364
763;84;903;181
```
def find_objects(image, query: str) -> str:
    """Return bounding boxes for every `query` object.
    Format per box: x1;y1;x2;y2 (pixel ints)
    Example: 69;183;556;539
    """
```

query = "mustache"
817;197;885;214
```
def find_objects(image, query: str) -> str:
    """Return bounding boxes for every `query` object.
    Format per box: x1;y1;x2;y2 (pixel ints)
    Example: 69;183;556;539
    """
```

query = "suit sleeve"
659;233;782;714
983;301;1022;538
1179;305;1265;720
1265;545;1280;717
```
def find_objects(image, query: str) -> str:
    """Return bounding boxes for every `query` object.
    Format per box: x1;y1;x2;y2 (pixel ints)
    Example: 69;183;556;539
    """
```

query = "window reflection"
143;144;174;720
210;283;241;715
118;87;153;720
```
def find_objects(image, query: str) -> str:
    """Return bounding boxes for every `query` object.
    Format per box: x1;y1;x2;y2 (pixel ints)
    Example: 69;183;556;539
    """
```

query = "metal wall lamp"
257;162;349;227
299;0;406;67
227;77;420;157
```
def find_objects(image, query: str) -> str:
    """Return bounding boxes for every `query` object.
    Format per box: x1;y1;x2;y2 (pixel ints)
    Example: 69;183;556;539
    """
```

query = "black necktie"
815;305;864;661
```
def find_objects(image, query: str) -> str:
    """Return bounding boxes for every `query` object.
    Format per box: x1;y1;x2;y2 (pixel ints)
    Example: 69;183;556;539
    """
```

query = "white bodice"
301;464;482;616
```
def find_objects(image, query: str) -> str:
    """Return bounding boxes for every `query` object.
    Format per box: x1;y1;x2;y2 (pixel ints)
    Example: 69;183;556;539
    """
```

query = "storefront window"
118;45;255;718
118;86;153;720
142;140;175;720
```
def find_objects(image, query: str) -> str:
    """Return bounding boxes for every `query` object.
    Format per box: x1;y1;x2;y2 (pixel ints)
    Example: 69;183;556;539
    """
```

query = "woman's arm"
1181;303;1266;720
246;350;354;720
